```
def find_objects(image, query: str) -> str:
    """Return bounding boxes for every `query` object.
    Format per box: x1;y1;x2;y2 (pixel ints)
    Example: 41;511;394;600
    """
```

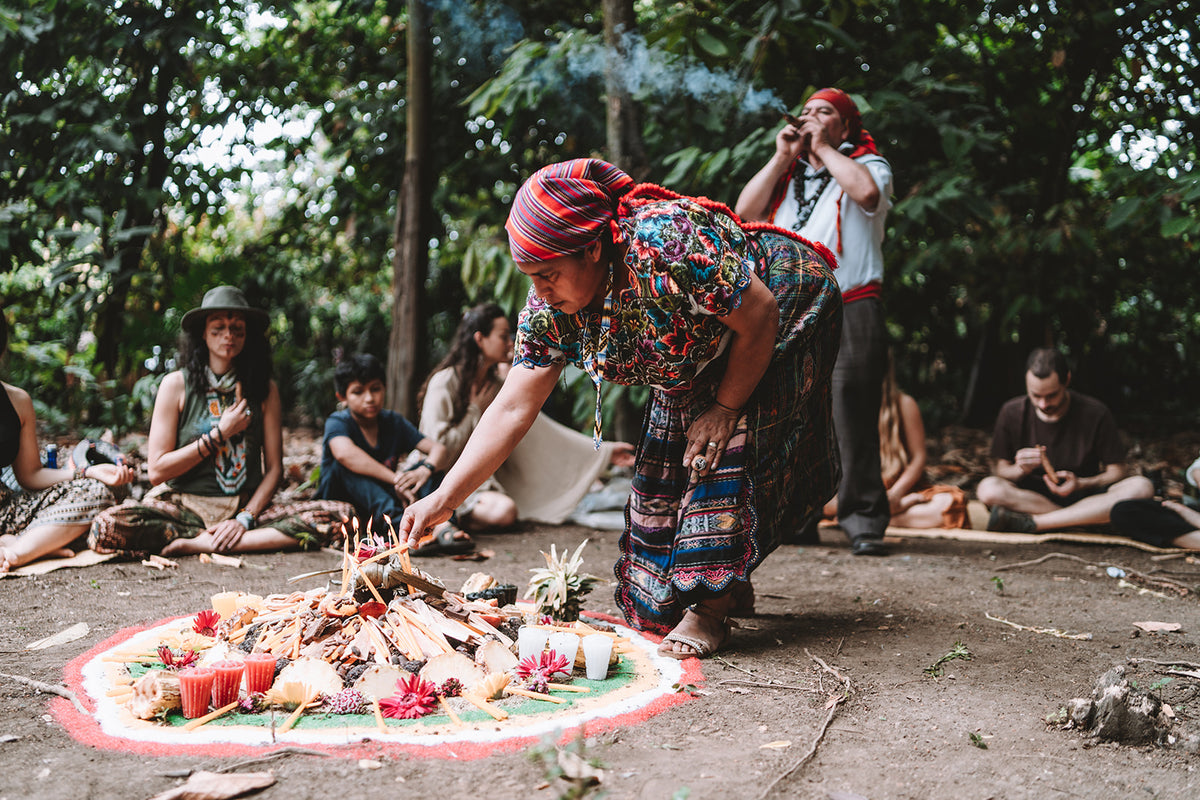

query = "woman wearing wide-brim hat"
90;286;354;557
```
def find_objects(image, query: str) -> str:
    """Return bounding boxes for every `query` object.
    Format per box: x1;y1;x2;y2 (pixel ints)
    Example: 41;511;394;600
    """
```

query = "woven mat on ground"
2;549;116;578
879;500;1185;554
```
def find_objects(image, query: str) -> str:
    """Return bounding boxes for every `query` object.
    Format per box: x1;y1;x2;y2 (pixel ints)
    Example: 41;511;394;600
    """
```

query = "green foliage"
924;641;972;677
3;0;1198;439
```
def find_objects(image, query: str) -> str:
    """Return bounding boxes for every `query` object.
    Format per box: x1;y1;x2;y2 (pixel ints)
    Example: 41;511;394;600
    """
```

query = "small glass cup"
582;634;613;680
178;667;215;719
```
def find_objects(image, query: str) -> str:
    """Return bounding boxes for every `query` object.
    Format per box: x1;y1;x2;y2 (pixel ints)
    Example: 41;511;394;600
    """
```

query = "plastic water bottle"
44;443;58;469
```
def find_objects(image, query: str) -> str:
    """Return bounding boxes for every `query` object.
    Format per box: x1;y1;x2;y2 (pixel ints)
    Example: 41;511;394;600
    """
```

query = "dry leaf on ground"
147;770;275;800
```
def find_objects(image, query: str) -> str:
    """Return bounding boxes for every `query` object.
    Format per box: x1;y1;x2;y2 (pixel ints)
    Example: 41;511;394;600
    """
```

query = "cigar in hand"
780;109;804;129
1039;447;1061;485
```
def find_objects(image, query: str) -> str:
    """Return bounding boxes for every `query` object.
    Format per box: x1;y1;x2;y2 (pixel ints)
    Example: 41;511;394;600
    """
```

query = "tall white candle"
517;626;550;661
548;631;580;669
582;633;613;680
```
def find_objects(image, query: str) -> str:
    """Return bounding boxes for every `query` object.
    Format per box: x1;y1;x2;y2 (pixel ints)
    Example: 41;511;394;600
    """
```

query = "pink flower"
378;673;439;720
516;650;571;683
157;645;198;671
192;609;220;637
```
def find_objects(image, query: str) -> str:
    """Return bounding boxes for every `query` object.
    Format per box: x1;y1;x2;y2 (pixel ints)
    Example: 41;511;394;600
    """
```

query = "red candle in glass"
210;660;245;708
243;653;277;694
178;667;215;719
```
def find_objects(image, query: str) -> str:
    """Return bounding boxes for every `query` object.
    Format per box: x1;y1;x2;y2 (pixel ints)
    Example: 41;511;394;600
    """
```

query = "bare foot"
0;544;18;573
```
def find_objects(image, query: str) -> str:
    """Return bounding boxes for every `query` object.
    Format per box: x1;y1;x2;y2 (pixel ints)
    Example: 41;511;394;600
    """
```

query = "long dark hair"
417;302;507;426
179;313;273;404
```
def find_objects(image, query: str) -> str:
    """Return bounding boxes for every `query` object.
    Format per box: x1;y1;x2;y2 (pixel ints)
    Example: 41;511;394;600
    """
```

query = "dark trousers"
831;298;889;539
318;462;439;535
1111;499;1192;548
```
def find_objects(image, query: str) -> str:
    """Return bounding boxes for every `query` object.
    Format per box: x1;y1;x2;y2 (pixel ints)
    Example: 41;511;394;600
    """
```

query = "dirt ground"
3;427;1200;800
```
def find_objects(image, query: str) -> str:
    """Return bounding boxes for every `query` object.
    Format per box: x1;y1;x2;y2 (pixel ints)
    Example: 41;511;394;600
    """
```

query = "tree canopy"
2;0;1196;437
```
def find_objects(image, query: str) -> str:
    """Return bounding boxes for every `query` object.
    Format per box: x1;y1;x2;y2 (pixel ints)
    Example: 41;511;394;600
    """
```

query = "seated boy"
316;354;473;555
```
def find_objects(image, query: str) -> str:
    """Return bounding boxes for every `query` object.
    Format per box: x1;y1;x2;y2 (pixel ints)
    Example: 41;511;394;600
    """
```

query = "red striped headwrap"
505;159;636;263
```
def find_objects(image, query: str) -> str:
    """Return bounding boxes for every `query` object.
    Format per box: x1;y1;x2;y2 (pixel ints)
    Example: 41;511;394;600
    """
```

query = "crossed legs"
977;474;1155;531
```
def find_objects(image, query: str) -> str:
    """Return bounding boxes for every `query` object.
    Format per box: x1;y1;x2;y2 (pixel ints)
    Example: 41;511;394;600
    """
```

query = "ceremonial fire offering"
66;530;697;757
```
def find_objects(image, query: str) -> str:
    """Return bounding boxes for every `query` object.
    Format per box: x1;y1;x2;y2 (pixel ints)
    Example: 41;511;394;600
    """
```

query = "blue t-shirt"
318;408;424;495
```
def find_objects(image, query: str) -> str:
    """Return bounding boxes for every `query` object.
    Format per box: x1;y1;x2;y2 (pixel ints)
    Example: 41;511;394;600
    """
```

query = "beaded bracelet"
75;463;89;480
235;509;256;529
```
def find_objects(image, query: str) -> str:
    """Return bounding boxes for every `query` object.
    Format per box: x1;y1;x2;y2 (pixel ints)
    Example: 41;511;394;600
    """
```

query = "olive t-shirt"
990;392;1124;479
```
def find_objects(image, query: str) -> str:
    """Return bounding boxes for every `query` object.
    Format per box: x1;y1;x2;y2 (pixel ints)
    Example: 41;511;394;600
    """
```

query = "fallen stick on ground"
713;656;758;678
202;746;331;774
717;679;821;693
0;671;86;713
1128;657;1200;671
756;650;852;800
985;611;1092;640
994;552;1194;595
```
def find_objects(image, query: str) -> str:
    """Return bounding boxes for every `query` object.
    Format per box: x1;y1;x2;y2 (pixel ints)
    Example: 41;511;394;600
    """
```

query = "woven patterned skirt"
1;477;118;534
89;486;354;558
614;232;842;634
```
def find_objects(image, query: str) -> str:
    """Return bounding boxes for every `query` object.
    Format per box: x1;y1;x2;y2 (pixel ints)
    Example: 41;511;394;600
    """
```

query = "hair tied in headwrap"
806;87;879;159
505;159;635;262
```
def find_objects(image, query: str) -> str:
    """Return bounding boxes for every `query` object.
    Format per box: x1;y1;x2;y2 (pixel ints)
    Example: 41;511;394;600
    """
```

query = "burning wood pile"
109;533;630;731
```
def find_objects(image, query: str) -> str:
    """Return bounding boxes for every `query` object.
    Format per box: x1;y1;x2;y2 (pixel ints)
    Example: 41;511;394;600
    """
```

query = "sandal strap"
687;603;740;630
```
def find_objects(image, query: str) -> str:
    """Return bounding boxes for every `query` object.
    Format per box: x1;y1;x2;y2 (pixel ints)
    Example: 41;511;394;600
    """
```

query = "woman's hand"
470;379;502;413
399;493;455;549
609;442;636;468
206;518;247;552
87;463;136;487
684;404;740;475
393;464;432;505
217;397;253;441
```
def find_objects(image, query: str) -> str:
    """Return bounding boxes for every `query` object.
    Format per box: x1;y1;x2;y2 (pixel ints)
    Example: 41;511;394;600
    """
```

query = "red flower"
358;601;386;619
378;673;439;720
157;645;198;671
192;609;220;637
516;650;571;682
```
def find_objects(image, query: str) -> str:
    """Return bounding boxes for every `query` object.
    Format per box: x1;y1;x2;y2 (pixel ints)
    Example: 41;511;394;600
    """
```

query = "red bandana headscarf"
768;88;883;254
506;159;635;263
804;87;879;159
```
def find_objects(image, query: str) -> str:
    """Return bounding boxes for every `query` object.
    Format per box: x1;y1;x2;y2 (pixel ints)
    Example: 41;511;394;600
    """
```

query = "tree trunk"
602;0;648;443
603;0;647;179
387;0;432;419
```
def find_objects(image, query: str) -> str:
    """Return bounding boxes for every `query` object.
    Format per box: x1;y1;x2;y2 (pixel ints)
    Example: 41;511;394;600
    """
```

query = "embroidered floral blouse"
514;189;759;392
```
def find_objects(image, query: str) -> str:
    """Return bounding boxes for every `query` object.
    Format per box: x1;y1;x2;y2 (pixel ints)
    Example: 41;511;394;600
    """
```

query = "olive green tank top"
168;381;264;496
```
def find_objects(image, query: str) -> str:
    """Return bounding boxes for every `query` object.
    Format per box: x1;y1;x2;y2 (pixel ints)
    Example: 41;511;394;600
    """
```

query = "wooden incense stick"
1039;447;1061;484
183;700;240;731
